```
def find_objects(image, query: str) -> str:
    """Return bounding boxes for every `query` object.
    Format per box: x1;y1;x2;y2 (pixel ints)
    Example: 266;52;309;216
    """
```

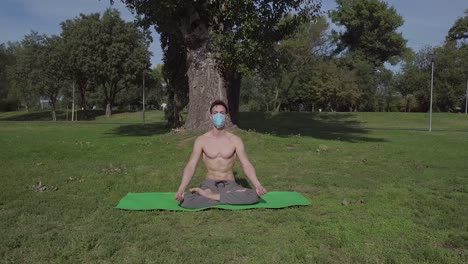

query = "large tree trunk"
184;50;230;130
180;9;238;131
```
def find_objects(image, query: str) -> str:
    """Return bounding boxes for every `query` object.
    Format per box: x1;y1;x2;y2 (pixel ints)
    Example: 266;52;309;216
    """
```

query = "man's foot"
189;188;220;201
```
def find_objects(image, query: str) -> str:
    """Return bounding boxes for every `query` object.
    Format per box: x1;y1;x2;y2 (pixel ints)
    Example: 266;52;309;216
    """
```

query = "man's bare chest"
202;141;236;159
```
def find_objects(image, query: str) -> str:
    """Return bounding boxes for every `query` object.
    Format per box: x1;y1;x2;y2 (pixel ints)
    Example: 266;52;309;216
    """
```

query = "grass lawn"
1;111;467;263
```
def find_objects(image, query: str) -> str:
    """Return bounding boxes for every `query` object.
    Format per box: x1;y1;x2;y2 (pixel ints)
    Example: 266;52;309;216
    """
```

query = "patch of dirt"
341;198;366;206
67;177;84;183
316;144;330;154
101;163;127;175
31;181;58;192
75;140;93;148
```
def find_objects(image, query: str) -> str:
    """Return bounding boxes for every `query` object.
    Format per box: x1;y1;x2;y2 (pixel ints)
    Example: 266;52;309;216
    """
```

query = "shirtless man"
175;100;267;208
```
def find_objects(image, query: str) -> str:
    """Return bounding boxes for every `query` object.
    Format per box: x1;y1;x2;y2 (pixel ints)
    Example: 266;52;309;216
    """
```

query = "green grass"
1;111;467;263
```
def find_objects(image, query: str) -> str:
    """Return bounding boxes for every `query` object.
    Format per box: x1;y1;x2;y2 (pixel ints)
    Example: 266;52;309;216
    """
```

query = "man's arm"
234;137;267;195
175;137;203;201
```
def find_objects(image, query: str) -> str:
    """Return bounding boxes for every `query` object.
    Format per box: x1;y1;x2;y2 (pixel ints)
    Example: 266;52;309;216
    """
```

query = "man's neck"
211;127;225;137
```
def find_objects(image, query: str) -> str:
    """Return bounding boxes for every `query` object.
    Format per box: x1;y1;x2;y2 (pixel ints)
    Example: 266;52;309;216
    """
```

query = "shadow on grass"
238;112;385;143
0;110;66;121
0;109;137;121
107;122;170;137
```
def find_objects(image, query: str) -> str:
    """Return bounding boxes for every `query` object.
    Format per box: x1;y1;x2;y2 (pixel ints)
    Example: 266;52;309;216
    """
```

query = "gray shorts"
181;179;259;209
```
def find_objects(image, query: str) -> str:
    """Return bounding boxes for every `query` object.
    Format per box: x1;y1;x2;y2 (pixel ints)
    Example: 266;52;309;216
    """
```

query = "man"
175;100;267;208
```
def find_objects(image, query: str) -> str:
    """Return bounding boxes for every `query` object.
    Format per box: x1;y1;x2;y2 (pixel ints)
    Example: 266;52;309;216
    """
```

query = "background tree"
240;16;362;113
115;0;320;130
35;36;69;121
330;0;408;111
146;64;166;110
308;59;361;112
330;0;407;66
374;68;394;112
61;9;150;117
397;47;433;112
447;9;468;43
6;32;45;112
61;13;102;116
270;17;331;112
115;65;165;111
0;43;18;111
96;9;150;117
160;31;189;128
433;42;467;112
240;16;338;112
446;10;468;111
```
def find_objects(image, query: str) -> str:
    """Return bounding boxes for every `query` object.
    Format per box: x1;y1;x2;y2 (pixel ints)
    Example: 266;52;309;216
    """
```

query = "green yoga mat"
115;191;310;211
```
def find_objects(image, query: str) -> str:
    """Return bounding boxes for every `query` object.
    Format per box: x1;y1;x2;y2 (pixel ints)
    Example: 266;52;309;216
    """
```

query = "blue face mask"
212;113;225;128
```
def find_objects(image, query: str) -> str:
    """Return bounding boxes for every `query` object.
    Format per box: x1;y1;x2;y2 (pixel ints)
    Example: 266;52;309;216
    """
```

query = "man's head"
210;100;228;115
209;100;228;129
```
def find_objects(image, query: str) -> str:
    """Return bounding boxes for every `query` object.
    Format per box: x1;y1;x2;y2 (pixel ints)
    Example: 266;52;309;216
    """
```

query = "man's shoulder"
226;132;243;144
195;133;208;142
195;132;212;144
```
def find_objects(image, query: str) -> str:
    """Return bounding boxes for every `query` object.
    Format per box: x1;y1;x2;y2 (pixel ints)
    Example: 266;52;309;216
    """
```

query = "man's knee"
221;188;258;204
244;189;259;204
180;194;219;209
180;196;197;208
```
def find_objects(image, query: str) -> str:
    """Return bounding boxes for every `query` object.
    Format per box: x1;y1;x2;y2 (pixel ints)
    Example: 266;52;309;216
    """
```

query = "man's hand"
255;185;267;196
175;190;185;202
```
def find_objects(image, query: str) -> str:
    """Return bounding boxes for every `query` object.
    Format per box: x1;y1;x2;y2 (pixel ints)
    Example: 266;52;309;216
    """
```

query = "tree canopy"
447;9;468;42
61;9;150;116
330;0;408;66
116;0;321;129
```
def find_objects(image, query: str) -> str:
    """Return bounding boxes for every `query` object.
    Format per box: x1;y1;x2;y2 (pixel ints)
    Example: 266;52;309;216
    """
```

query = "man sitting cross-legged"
175;100;267;208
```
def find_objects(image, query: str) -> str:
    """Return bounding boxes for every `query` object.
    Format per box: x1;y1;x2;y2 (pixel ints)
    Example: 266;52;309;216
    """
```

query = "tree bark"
180;8;237;131
51;106;56;121
184;50;230;130
49;95;57;121
79;84;86;110
273;88;280;112
104;82;120;118
105;103;111;117
78;81;88;118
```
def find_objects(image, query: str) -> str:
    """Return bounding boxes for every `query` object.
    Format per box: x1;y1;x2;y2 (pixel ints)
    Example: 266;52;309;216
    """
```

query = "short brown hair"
210;100;229;114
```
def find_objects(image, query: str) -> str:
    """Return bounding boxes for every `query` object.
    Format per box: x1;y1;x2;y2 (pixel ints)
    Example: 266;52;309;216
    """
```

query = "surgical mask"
212;113;225;128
